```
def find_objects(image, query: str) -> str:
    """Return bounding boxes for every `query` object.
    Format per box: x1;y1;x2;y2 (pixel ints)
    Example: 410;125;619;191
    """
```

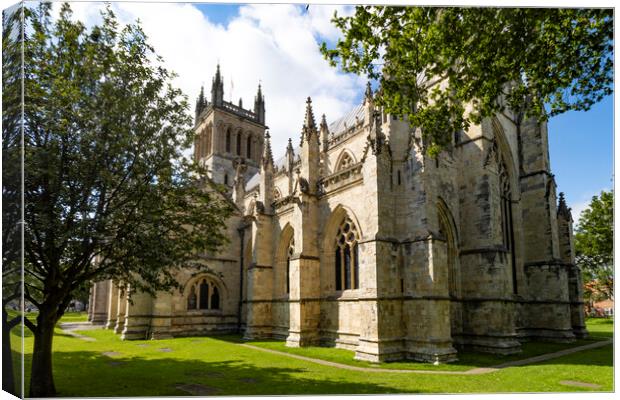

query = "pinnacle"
557;192;572;219
320;113;328;130
303;97;316;131
263;130;274;168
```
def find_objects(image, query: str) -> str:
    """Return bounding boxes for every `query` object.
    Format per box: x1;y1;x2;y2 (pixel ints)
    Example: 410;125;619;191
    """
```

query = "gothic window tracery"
499;159;517;294
226;129;231;153
246;135;252;159
236;131;242;155
337;152;354;171
335;217;360;290
187;285;197;310
206;125;212;156
187;278;221;311
286;237;294;294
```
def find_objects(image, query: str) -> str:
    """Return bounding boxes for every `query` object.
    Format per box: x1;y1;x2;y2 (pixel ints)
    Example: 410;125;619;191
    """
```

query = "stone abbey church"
88;66;587;363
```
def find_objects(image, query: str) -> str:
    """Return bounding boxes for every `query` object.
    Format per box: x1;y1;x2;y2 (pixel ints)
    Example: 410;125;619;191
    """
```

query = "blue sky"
192;3;614;220
190;5;613;220
195;3;240;25
38;2;614;220
548;95;613;219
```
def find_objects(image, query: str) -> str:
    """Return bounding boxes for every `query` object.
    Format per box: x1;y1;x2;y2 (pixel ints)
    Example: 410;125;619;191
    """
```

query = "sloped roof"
327;103;364;137
244;102;365;192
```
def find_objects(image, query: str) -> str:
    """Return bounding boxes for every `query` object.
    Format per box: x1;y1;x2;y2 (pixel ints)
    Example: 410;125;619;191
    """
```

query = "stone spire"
557;192;572;221
254;83;265;124
211;64;224;106
259;132;275;213
304;97;316;130
262;130;274;170
299;97;320;195
195;86;205;124
320;114;329;152
300;97;318;146
284;138;294;172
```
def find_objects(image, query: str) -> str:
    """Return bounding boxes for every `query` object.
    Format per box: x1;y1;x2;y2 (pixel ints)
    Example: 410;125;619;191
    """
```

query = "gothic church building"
89;66;587;363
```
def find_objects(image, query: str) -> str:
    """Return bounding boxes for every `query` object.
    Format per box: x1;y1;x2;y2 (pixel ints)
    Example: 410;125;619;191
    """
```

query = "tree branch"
23;316;37;334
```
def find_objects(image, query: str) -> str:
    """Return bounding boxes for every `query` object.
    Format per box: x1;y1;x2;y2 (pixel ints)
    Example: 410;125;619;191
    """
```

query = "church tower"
193;65;267;187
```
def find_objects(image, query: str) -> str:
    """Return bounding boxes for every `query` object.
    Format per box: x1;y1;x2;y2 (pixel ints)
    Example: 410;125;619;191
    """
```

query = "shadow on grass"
210;333;612;372
23;349;409;397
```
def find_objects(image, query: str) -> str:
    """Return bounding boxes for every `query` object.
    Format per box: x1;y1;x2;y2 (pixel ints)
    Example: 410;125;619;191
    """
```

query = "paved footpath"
59;322;103;342
238;339;613;375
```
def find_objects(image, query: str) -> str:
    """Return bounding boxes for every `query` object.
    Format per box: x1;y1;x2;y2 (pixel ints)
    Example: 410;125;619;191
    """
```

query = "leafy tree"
321;7;613;155
2;4;26;397
575;190;613;301
2;3;233;396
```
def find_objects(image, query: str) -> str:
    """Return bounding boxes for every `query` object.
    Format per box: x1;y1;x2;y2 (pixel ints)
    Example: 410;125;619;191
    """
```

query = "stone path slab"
59;322;102;342
559;380;602;389
102;351;121;357
238;339;613;376
159;347;173;353
175;383;219;396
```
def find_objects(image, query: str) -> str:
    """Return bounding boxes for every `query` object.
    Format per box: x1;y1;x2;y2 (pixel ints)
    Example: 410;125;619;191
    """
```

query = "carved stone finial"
262;130;274;169
320;114;328;130
365;81;373;100
557;192;573;220
301;97;317;145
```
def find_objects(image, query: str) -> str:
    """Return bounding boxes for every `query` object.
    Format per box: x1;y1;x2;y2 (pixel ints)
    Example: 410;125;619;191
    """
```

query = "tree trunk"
29;318;56;397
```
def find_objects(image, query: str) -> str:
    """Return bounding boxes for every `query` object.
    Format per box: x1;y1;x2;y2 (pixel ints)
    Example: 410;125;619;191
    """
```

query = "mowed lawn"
9;314;613;396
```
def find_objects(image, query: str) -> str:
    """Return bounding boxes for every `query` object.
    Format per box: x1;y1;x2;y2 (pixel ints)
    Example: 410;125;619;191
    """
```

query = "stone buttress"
518;119;575;342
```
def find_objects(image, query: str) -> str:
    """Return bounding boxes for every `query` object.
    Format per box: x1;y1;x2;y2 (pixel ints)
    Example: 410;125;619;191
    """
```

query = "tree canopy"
575;190;613;301
321;7;613;155
2;2;232;396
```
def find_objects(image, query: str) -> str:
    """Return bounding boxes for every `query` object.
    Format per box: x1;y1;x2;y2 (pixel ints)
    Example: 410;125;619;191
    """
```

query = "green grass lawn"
58;311;89;323
9;317;613;396
242;318;614;372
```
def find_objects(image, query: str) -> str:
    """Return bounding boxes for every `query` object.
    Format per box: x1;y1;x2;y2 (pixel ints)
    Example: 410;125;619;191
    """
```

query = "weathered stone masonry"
89;66;587;363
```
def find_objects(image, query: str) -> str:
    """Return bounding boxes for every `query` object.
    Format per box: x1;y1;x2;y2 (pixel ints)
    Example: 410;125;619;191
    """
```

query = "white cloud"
54;2;364;160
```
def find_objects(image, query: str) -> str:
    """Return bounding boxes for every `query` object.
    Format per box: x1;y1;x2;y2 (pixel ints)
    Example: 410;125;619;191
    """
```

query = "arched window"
335;217;359;290
206;125;212;156
337;152;354;171
499;160;517;294
224;173;228;186
236;132;242;155
226;129;231;153
187;278;222;311
286;237;294;293
438;203;459;298
246;135;252;159
187;286;197;310
210;286;220;310
199;279;209;309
